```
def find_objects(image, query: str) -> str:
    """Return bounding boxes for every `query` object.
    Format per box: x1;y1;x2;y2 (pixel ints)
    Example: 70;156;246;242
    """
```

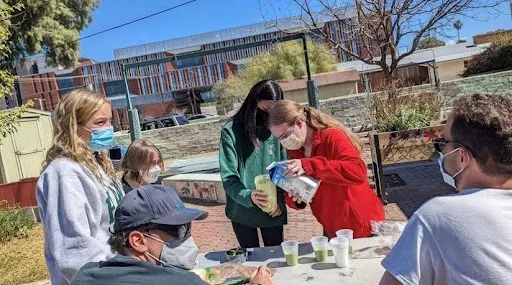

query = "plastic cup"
310;236;329;262
330;237;349;268
281;241;299;266
336;229;354;254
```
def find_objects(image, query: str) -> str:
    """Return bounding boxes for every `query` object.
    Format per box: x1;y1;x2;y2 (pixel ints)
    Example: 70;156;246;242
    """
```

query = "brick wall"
473;29;512;44
18;72;61;111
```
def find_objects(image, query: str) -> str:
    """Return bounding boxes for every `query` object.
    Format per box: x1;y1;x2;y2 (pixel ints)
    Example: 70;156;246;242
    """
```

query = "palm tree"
454;20;463;41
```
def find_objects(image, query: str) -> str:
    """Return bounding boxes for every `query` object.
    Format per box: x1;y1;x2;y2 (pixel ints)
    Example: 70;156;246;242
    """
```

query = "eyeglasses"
155;223;191;240
433;138;477;158
432;138;458;153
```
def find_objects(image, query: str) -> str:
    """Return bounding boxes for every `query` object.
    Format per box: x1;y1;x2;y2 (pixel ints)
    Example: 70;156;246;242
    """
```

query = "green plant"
377;104;438;132
371;80;441;132
0;202;36;243
462;36;512;77
212;40;336;101
417;36;446;50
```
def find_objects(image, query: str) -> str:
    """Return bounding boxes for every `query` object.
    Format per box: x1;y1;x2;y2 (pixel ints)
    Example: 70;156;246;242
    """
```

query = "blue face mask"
87;126;114;152
437;147;464;189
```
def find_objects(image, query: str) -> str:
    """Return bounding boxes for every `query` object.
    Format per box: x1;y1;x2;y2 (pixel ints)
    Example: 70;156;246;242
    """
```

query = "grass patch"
0;225;48;285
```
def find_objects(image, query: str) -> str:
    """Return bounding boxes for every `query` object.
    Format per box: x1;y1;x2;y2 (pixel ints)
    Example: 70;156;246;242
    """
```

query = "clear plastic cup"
281;240;299;266
330;237;349;268
310;236;329;262
336;229;354;254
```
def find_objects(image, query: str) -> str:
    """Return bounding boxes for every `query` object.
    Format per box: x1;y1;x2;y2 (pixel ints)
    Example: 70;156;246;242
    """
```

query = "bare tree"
263;0;506;80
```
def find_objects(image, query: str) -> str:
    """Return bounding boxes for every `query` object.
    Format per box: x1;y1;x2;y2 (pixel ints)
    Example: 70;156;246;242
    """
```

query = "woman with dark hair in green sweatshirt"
219;79;287;248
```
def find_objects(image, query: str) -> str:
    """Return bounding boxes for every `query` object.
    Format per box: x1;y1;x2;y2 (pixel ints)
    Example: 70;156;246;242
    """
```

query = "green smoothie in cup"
314;249;328;262
284;253;299;266
281;241;299;266
311;236;329;262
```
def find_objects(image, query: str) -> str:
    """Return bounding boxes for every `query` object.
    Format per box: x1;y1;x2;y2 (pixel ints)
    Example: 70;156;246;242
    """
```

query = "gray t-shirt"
382;188;512;285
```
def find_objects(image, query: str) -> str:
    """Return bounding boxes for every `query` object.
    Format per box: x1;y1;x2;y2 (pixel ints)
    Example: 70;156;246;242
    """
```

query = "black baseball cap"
112;184;208;233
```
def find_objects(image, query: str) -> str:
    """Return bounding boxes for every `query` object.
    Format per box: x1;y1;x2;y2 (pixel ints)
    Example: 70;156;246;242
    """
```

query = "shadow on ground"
383;161;457;218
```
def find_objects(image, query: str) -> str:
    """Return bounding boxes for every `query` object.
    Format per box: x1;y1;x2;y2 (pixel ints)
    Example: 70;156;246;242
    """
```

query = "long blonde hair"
43;89;116;182
269;99;363;154
121;139;164;182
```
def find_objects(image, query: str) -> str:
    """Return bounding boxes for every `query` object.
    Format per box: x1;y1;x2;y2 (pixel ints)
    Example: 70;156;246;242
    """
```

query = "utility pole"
122;33;319;142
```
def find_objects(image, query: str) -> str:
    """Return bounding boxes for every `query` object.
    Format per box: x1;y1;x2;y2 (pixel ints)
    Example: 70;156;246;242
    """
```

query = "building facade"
15;11;370;129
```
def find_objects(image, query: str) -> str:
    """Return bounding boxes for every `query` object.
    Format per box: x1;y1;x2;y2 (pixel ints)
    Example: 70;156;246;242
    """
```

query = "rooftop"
278;70;360;91
113;7;356;60
337;43;490;73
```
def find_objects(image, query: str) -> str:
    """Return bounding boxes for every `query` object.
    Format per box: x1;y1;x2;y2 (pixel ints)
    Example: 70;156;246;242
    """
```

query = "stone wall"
438;70;512;105
321;69;512;127
319;93;372;128
114;119;226;160
115;70;512;160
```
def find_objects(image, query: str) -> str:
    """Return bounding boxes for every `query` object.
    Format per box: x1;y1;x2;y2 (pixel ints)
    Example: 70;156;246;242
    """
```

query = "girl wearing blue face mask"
36;89;125;285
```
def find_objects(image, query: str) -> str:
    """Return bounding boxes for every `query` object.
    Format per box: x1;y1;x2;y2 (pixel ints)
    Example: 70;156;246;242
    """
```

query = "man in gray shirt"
71;185;209;285
380;94;512;285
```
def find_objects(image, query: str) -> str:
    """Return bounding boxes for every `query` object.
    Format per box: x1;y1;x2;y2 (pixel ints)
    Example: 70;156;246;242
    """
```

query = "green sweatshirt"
219;118;287;228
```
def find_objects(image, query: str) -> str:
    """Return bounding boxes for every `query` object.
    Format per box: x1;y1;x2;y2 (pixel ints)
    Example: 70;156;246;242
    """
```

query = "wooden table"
196;237;389;285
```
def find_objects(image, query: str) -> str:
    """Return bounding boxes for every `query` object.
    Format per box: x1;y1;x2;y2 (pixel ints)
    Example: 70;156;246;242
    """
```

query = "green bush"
462;37;512;77
0;202;36;243
377;103;438;132
371;79;441;132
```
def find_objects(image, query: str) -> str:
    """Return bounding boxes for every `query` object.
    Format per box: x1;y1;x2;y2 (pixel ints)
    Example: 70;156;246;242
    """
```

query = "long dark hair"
234;80;283;147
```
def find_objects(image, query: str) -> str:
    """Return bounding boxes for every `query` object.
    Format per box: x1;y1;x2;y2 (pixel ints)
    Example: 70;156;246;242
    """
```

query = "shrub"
377;103;439;132
462;36;512;77
0;202;36;243
370;80;441;132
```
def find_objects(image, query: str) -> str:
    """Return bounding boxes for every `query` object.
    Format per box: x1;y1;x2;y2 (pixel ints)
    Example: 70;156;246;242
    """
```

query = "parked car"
140;115;189;131
188;114;218;121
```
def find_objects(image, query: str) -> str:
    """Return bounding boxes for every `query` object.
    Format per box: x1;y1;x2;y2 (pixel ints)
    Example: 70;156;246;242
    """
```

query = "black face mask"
256;109;269;126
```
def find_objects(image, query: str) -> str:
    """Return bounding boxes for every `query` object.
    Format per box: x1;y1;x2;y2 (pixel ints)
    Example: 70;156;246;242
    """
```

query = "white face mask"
280;126;304;150
144;234;199;270
141;165;162;184
437;147;465;190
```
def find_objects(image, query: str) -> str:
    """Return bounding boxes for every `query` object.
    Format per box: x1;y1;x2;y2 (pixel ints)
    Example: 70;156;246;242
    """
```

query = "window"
161;119;176;127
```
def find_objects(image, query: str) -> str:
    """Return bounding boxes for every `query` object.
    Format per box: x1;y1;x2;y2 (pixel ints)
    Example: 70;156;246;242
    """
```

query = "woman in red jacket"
268;100;384;238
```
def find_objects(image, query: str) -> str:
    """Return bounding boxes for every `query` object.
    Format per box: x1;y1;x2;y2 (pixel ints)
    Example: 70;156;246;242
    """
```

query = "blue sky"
79;0;512;62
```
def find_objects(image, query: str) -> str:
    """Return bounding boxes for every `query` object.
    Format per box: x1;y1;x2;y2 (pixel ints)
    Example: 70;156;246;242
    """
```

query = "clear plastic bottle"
254;174;277;213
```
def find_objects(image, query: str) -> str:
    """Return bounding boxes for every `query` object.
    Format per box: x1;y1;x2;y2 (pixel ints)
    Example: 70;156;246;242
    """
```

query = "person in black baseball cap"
70;185;210;285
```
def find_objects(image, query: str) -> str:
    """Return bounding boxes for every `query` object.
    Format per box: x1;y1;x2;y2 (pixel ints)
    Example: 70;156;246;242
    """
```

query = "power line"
77;0;197;42
0;0;197;68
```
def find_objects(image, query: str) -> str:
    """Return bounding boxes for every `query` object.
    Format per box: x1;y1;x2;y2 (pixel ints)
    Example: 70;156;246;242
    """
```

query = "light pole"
302;35;319;108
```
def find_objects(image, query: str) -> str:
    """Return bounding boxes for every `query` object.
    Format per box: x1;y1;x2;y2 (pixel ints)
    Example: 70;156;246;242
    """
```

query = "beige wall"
433;60;468;82
0;109;53;184
284;82;358;103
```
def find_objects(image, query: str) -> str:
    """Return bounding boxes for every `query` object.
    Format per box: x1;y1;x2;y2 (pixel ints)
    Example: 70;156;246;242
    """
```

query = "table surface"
197;237;389;285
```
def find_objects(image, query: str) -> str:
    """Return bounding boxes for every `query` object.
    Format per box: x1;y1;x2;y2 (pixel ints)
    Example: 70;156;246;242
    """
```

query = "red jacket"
285;128;385;238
